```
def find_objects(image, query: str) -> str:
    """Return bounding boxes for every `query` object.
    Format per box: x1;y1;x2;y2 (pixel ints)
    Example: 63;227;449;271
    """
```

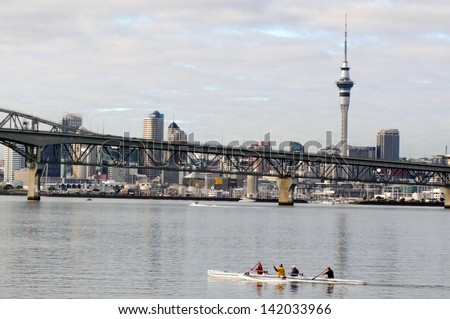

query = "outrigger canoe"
207;270;367;285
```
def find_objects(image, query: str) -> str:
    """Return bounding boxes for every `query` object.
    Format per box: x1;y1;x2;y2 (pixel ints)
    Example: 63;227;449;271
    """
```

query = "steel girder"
0;122;450;186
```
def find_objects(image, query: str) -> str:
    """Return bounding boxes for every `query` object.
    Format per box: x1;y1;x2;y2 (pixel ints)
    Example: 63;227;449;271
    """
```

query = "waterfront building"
376;129;400;160
141;110;164;180
107;166;136;183
335;16;354;157
3;145;25;182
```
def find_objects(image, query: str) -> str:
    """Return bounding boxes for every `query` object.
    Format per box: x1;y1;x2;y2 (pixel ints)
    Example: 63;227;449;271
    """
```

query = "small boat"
189;201;203;206
207;270;366;285
238;197;256;203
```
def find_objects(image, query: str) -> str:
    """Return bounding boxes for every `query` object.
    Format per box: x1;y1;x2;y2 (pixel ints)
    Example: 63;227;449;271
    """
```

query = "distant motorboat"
322;199;335;205
238;197;256;203
189;201;208;207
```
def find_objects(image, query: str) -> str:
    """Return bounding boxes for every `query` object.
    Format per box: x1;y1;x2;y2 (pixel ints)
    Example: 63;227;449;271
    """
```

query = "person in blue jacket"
290;265;301;276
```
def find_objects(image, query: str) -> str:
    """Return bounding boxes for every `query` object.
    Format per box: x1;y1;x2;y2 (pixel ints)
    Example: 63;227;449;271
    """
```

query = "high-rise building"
141;110;164;180
336;16;354;157
376;129;400;160
143;110;164;140
167;121;187;144
245;141;272;198
59;113;83;178
349;146;376;159
3;145;25;182
41;112;84;179
164;121;187;185
61;112;82;131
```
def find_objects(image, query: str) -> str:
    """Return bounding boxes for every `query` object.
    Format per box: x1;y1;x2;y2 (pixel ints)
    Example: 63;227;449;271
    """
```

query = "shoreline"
0;192;443;206
350;200;443;207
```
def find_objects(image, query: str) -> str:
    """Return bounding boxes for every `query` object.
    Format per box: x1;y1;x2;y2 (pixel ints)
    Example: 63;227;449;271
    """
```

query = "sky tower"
336;15;354;157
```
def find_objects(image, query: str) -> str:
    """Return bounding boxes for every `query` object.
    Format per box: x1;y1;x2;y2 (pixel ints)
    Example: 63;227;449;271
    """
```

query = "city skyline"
0;1;449;159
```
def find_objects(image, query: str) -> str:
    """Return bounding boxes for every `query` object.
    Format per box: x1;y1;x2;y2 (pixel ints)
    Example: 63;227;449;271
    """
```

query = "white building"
3;146;25;182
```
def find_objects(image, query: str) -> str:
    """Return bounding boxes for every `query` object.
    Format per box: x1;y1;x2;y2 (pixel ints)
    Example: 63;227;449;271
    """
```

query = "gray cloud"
0;0;449;158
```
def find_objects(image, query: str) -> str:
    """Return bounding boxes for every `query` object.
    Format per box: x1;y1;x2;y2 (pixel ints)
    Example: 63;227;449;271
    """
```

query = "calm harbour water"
0;195;449;299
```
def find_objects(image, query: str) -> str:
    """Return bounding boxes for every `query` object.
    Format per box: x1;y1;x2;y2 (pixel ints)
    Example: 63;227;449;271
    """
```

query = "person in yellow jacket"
273;264;286;278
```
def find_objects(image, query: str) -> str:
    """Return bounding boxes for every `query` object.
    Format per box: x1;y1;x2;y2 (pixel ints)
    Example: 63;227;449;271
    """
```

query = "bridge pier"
27;147;43;201
27;161;42;200
277;177;295;206
441;187;450;209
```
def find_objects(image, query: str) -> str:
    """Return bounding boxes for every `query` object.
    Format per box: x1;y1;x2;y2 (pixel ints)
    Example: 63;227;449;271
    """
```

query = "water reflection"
326;284;334;294
239;280;335;298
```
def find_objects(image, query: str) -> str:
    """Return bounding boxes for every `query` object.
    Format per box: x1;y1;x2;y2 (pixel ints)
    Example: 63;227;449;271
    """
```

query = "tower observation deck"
336;16;354;157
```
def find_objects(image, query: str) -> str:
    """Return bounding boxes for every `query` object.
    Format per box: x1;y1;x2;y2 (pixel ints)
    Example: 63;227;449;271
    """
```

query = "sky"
1;0;450;159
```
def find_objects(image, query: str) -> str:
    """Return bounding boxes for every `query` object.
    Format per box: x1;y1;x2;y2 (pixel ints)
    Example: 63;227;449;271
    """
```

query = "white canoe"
207;270;366;285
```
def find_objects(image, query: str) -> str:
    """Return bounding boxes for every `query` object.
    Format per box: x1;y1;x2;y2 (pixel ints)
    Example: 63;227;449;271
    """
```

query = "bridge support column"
27;162;42;200
27;147;43;201
441;187;450;209
277;177;295;206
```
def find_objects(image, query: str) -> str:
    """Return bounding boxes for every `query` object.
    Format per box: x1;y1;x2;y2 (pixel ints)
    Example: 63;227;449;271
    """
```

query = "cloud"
0;0;449;158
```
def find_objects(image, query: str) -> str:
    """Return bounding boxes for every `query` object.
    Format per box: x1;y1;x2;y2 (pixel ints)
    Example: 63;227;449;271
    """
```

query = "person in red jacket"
253;262;264;275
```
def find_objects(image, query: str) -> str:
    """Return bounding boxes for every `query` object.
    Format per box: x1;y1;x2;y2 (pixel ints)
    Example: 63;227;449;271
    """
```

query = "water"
0;195;449;299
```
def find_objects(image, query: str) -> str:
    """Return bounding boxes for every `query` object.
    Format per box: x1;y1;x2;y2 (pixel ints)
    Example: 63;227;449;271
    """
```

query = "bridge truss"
1;107;450;187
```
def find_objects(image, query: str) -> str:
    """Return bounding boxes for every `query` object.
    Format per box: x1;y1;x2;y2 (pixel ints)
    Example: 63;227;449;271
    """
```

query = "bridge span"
1;107;450;206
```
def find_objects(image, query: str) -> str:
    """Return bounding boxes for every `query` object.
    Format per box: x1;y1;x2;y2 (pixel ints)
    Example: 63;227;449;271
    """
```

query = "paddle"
311;268;327;280
245;262;261;275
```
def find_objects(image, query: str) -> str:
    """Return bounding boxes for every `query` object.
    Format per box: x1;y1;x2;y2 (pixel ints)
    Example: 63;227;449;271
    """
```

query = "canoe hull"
207;270;366;285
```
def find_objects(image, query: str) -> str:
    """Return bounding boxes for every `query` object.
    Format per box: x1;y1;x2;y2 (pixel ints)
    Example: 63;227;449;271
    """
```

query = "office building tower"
3;145;25;182
61;112;82;131
349;146;376;159
41;112;84;179
376;129;400;160
143;110;164;141
167;122;187;144
245;141;271;198
336;16;354;157
60;113;83;178
141;110;164;180
164;121;187;185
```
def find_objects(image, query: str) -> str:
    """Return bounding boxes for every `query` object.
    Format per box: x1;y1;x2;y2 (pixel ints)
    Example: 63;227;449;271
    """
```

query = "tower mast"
336;14;354;157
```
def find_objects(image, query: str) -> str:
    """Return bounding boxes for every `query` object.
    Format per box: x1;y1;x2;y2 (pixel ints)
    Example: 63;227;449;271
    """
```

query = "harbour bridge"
1;107;450;207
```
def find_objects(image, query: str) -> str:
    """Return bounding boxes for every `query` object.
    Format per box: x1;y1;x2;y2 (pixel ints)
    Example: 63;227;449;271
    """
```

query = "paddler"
254;262;264;275
290;265;301;276
319;267;334;279
273;264;286;278
245;262;264;275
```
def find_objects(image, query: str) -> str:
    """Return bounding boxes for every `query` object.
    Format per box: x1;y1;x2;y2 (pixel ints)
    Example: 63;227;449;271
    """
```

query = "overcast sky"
1;0;449;159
